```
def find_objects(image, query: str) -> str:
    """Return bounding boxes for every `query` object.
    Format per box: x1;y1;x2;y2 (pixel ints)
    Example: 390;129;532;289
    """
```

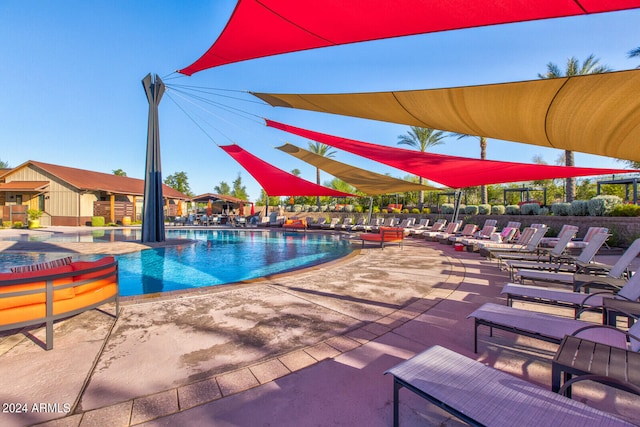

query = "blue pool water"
0;229;353;296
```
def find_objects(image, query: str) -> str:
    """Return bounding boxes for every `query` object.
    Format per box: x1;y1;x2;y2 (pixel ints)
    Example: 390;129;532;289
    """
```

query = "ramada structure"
0;160;190;226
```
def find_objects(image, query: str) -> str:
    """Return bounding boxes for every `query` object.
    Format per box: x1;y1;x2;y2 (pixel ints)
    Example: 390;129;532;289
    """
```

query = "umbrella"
250;203;255;215
207;199;212;216
177;202;183;216
141;73;165;243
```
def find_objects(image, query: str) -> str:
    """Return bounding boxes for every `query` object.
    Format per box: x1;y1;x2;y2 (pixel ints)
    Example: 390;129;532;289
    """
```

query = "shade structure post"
141;73;166;243
367;197;373;225
452;190;462;224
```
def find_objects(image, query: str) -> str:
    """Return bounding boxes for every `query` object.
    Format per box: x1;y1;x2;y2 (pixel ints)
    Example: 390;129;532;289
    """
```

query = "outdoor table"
552;335;640;398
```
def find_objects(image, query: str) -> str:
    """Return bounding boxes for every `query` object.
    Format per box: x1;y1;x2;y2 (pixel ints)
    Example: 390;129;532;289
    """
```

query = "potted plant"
27;209;43;229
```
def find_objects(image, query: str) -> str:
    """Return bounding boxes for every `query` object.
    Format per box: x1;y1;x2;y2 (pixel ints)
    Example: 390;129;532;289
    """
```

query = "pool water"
0;229;353;296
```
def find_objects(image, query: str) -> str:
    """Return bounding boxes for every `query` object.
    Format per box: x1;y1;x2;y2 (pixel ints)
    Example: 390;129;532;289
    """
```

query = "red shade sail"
179;0;640;75
266;120;638;189
219;144;355;197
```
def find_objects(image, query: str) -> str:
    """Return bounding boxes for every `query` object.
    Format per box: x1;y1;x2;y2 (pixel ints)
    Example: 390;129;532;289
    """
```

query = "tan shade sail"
253;69;640;162
276;143;441;195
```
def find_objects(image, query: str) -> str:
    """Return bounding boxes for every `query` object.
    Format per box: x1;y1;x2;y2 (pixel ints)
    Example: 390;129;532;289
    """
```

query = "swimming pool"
0;229;354;296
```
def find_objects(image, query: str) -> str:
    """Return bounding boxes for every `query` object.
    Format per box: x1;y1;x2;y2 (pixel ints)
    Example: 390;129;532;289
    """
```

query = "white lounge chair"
423;220;462;241
410;219;445;236
385;345;635;427
439;223;478;244
516;237;640;291
502;270;640;319
467;302;640;353
506;231;608;280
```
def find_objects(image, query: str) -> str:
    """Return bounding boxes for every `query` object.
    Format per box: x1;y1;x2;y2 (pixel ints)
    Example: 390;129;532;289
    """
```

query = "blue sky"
1;2;639;202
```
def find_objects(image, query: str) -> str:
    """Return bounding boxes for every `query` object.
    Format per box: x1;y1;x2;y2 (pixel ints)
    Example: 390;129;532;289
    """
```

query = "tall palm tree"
629;46;640;68
537;54;612;202
452;133;488;204
397;126;446;209
308;141;336;208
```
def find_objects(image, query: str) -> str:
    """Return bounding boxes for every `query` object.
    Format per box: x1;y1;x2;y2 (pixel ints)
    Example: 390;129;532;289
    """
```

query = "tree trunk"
316;167;321;209
480;137;488;204
565;150;576;202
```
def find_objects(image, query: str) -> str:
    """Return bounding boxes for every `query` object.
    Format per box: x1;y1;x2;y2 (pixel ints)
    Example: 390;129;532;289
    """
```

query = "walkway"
0;228;638;426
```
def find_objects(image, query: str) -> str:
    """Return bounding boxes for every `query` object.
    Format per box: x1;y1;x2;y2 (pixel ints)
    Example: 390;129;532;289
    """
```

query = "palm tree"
629;46;640;68
397;126;446;209
452;133;488;204
308;141;337;208
538;54;612;202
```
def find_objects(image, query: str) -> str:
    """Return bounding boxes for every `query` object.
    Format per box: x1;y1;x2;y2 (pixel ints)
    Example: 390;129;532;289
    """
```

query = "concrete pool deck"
0;227;638;426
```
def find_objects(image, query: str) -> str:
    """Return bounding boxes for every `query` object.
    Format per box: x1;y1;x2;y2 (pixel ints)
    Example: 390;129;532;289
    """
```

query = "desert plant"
610;204;640;217
372;206;380;214
91;216;106;227
392;208;401;214
491;205;506;215
539;207;550;216
551;202;572;216
402;208;409;214
2;221;11;228
411;208;420;214
520;203;541;215
570;200;589;216
440;203;455;214
588;195;623;216
422;207;431;214
478;204;491;215
354;205;363;213
13;221;24;229
465;205;479;215
505;205;520;215
345;204;354;213
27;209;43;220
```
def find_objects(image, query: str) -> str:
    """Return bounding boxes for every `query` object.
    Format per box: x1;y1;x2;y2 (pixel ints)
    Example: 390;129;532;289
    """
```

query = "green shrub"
354;205;363;213
411;208;420;214
392;208;402;214
520;203;540;215
551;202;572;216
2;221;11;228
440;203;455;214
345;204;354;213
293;204;302;212
402;208;409;214
320;205;328;212
588;195;622;216
505;205;520;215
570;200;589;216
422;207;431;214
610;204;640;217
478;204;491;215
91;216;106;227
372;206;380;214
539;207;550;216
381;208;388;214
13;221;24;229
465;205;479;215
491;205;506;215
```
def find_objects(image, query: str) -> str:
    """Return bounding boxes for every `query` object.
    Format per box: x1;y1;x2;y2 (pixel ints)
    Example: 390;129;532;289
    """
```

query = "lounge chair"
409;219;445;237
339;217;354;230
438;223;478;244
467;301;640;353
474;226;536;255
483;226;549;267
363;217;384;232
423;220;462;241
516;237;640;291
385;345;635;427
539;224;579;247
404;218;429;236
308;217;327;229
502;270;640;319
459;224;498;250
348;217;367;232
321;217;340;229
359;226;404;249
566;226;610;251
506;231;608;280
